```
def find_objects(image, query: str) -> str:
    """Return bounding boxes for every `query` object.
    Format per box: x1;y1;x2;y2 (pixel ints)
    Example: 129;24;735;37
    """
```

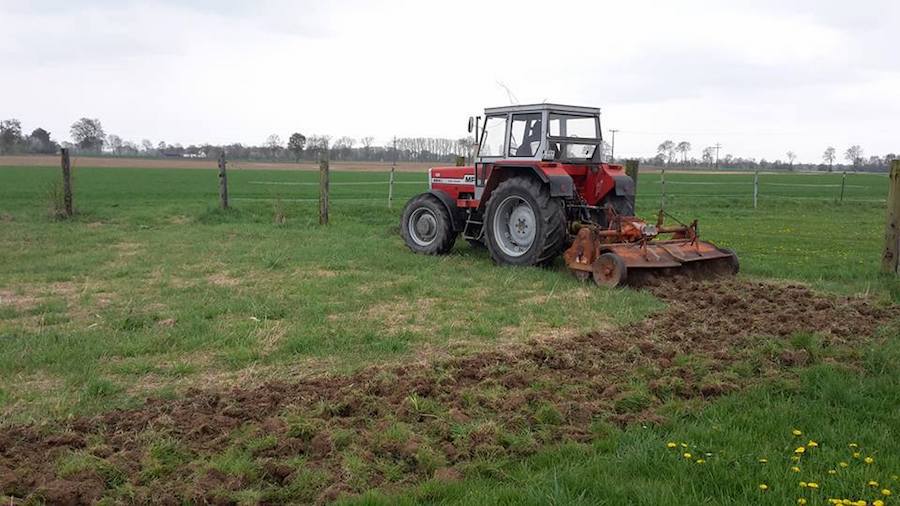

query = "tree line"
0;117;472;164
1;116;895;171
650;140;896;172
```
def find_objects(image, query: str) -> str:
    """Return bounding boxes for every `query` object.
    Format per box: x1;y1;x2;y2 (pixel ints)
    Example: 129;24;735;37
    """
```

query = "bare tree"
701;146;715;167
844;145;863;171
675;141;691;163
786;150;797;170
657;140;676;164
360;136;374;160
107;134;123;155
822;146;836;172
265;134;283;158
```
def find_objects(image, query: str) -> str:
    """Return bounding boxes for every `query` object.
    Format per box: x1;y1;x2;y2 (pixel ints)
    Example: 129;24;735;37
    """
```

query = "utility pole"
714;143;722;170
609;129;619;162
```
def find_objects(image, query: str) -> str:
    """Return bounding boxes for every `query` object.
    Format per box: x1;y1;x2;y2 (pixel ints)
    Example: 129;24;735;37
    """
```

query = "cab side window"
508;113;542;157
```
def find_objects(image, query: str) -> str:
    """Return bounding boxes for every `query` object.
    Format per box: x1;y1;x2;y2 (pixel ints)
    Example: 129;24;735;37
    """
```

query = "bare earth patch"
0;289;38;312
207;273;241;288
0;279;897;504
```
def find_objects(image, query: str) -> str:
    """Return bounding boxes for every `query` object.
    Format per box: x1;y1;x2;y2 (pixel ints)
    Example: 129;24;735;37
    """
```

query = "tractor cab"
470;104;604;164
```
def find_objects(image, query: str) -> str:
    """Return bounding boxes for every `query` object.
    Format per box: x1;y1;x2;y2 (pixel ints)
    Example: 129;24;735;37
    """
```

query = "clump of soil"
0;279;896;505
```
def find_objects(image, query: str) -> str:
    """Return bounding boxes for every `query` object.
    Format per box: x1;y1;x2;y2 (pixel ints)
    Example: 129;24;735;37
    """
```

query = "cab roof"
483;103;601;116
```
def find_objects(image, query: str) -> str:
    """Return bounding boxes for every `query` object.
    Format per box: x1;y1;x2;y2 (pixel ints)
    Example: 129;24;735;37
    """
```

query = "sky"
2;0;898;163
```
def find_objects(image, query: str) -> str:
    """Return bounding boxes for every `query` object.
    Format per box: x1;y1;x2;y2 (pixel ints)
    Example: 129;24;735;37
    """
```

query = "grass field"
0;164;898;504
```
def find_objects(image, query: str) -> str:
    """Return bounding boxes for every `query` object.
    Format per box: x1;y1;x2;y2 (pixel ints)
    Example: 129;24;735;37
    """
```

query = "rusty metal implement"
563;210;739;286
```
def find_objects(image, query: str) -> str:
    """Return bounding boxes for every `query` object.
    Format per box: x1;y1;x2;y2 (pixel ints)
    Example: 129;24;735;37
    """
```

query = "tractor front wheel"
400;194;457;255
484;176;566;266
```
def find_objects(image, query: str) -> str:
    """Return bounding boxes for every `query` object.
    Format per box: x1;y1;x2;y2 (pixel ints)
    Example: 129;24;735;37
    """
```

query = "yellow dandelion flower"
853;452;861;459
759;458;769;464
667;442;677;448
759;483;769;491
793;429;803;436
808;440;819;448
795;447;807;454
864;457;874;464
800;481;808;488
839;462;850;468
791;466;801;472
681;443;688;448
874;500;885;506
869;481;879;487
798;499;807;505
683;453;692;459
808;482;819;489
882;489;892;496
828;469;837;475
696;459;706;464
849;443;858;448
855;501;867;506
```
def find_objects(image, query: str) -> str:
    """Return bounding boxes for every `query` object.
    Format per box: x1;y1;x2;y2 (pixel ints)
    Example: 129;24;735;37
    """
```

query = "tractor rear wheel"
401;194;457;255
484;176;567;266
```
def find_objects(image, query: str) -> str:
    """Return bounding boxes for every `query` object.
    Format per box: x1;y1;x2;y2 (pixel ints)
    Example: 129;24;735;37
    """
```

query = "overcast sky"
2;0;898;163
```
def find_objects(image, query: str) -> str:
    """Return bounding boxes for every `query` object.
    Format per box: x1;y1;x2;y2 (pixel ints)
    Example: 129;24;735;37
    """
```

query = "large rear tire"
400;194;457;255
484;176;567;266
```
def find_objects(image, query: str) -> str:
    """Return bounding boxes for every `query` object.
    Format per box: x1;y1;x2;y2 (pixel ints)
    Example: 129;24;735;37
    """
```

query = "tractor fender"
423;189;465;232
611;174;635;196
479;164;574;208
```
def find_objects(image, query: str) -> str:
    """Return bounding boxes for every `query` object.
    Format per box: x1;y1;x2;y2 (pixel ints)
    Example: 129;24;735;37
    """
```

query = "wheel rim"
408;208;438;246
492;195;536;257
592;256;623;286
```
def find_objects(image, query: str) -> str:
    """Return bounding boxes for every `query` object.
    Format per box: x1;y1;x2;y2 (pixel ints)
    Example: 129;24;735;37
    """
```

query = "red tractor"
401;103;738;286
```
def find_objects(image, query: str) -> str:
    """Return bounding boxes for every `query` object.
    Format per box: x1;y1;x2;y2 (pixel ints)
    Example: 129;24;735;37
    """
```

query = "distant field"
0;164;898;504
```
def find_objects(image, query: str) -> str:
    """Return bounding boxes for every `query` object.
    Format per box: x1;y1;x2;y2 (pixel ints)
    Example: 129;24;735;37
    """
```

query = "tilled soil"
1;279;897;505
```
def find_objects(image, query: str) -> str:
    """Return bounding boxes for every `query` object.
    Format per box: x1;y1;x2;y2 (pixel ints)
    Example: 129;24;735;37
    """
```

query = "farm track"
1;279;898;505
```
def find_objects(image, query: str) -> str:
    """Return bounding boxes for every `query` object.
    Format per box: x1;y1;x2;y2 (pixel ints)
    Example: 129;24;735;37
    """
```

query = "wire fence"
228;168;889;210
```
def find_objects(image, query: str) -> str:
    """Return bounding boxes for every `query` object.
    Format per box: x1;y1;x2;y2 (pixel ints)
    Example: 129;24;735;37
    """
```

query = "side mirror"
467;116;475;134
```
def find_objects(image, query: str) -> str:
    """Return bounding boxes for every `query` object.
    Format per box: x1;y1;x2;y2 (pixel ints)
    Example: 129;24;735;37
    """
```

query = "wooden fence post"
882;160;900;274
319;153;330;225
60;148;74;217
388;136;397;209
753;170;759;209
840;171;847;202
218;152;229;209
660;166;666;210
625;159;639;193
